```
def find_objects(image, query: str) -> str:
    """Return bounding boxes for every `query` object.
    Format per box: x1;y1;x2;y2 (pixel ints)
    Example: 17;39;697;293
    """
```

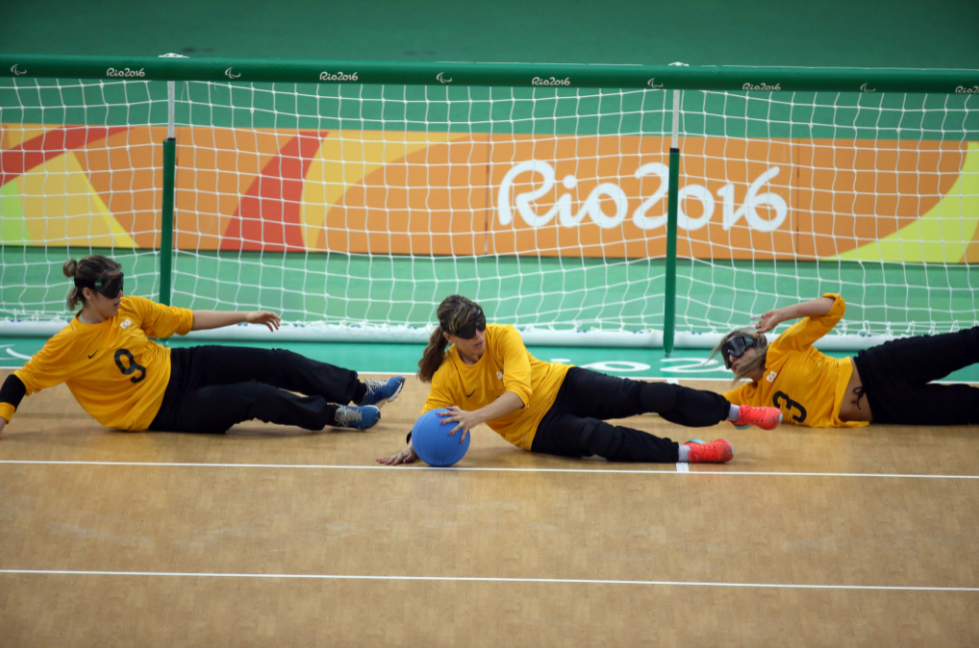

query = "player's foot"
684;438;734;463
359;376;405;408
333;405;381;430
731;405;782;430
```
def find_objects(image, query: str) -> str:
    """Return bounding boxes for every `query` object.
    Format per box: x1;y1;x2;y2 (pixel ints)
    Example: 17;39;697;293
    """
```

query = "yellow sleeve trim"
821;293;845;316
177;307;194;336
0;402;15;423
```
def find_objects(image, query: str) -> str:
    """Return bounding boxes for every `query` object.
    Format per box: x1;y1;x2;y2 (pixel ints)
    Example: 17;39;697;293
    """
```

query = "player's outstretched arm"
753;296;836;333
190;310;281;332
0;417;6;440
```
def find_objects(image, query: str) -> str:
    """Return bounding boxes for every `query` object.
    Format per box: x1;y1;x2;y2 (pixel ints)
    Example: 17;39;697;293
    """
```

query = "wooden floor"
1;369;977;647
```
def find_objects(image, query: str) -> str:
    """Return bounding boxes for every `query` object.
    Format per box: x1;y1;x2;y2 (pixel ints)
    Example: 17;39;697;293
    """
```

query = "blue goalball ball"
412;408;470;467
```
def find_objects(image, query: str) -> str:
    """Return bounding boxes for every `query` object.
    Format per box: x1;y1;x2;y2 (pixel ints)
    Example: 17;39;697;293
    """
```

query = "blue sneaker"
359;376;405;408
333;405;381;430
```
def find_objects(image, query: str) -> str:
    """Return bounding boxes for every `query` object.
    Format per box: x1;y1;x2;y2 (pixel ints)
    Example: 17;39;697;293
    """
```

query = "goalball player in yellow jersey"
377;295;784;466
715;293;979;427
0;255;406;439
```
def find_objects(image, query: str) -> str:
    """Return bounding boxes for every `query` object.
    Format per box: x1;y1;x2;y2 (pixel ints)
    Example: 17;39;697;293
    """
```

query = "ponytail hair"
416;294;484;383
62;255;122;311
417;326;450;383
709;328;769;383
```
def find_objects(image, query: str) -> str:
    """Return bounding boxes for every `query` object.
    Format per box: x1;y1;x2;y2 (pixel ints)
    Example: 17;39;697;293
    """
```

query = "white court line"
0;569;975;591
2;459;977;480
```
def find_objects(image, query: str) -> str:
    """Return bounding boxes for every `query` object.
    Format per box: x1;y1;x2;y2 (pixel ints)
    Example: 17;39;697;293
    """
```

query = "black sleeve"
0;374;27;411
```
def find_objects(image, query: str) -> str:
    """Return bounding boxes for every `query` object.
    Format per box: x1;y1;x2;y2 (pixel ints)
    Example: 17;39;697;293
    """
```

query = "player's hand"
0;417;7;440
753;309;783;333
246;311;281;332
439;406;480;444
377;442;418;465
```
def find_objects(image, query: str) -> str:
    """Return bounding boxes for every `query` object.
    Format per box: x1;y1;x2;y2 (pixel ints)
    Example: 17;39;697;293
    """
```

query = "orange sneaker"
683;438;734;463
731;405;782;430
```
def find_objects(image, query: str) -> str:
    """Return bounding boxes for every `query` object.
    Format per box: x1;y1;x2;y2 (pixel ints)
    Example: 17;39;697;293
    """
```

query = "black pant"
530;367;731;463
149;346;362;434
854;326;979;425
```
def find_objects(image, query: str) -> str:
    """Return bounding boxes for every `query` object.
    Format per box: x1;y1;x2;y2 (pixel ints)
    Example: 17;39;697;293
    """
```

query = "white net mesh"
1;77;977;342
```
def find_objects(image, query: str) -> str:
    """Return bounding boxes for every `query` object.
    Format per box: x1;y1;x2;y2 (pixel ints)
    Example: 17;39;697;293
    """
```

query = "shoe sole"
734;411;783;431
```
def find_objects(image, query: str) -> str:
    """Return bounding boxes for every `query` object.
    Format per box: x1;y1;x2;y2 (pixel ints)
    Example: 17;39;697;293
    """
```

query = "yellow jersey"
1;296;194;431
723;293;867;429
422;324;571;450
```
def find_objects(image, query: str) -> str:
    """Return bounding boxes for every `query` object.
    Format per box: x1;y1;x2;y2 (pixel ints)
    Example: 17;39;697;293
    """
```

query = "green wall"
3;0;977;68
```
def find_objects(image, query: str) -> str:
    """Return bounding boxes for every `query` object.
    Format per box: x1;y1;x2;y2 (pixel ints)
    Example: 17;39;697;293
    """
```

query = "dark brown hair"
709;328;769;383
417;295;483;383
62;255;122;310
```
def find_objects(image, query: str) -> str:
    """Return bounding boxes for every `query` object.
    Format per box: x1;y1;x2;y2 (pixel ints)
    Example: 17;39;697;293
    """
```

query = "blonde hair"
709;328;769;382
62;255;122;311
417;295;483;383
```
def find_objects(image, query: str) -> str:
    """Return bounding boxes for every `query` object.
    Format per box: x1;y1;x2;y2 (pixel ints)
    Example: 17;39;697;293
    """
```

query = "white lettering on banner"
106;67;146;78
956;85;979;94
742;82;781;91
498;161;628;229
11;64;27;76
632;163;670;230
320;71;359;82
498;161;787;233
717;167;788;231
532;76;571;86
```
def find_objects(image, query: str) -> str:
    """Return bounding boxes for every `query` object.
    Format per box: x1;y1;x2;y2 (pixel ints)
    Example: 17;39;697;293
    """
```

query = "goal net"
1;71;977;346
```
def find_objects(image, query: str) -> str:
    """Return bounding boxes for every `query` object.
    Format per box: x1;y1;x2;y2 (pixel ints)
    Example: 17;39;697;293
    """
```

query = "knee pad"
578;419;622;458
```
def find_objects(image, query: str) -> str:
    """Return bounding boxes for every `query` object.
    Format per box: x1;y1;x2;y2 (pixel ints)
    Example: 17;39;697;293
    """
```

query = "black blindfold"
721;334;759;369
442;308;486;339
75;273;124;299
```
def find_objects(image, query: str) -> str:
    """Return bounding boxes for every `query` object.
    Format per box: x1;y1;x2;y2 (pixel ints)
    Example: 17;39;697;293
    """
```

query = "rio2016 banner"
2;124;977;263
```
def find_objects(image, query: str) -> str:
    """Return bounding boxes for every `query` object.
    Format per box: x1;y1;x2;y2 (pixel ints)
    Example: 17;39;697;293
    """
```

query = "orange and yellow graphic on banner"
2;124;978;262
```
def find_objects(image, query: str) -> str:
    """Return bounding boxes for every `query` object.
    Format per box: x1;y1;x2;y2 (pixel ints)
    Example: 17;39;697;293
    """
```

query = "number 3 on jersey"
773;391;807;423
114;349;147;383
